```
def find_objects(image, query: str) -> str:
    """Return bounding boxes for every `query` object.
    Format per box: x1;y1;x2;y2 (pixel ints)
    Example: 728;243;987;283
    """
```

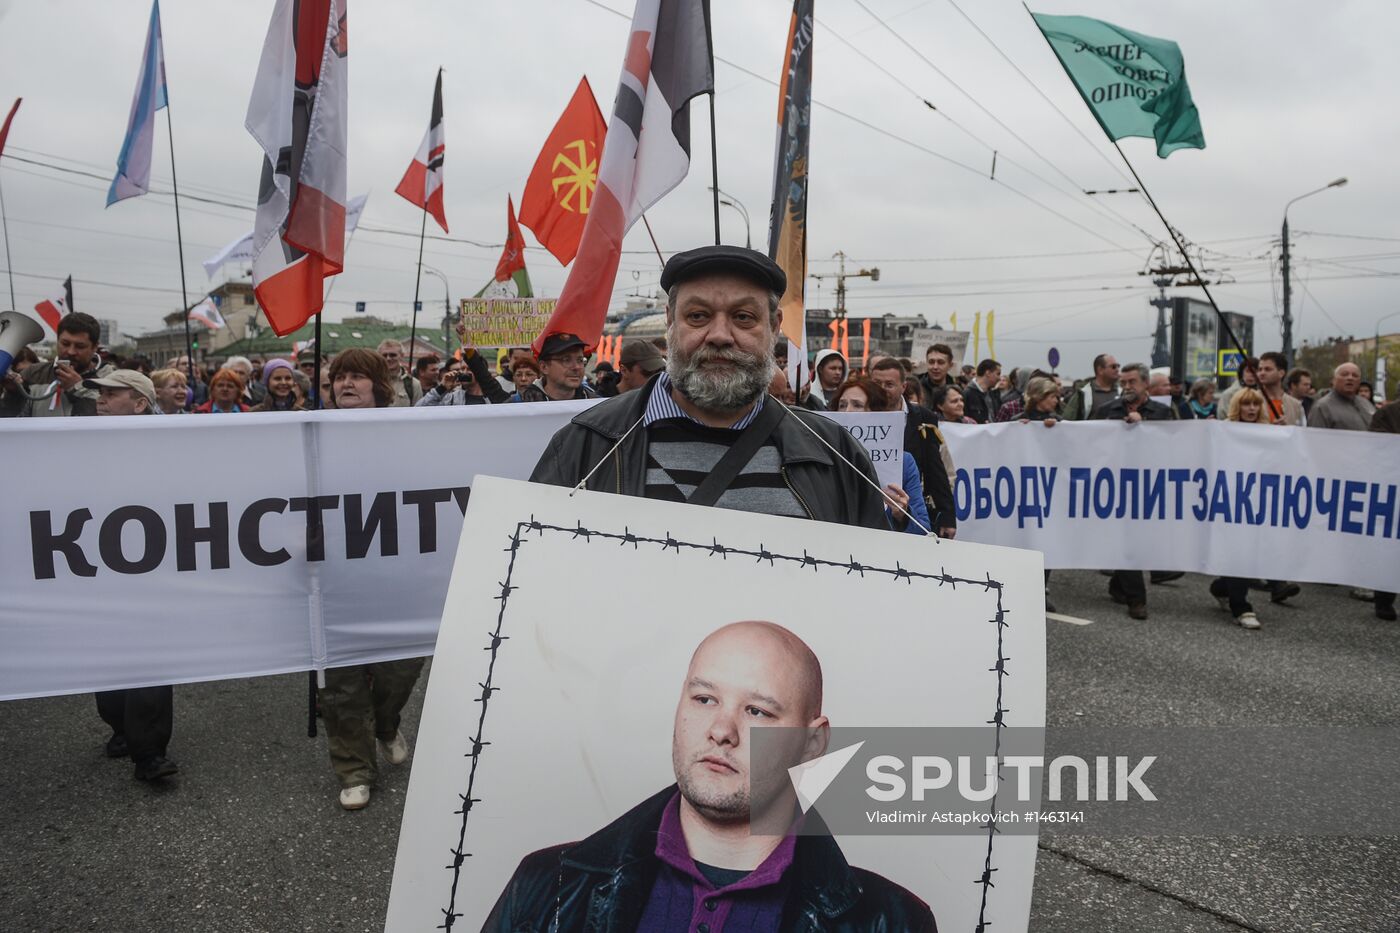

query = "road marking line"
1046;611;1095;626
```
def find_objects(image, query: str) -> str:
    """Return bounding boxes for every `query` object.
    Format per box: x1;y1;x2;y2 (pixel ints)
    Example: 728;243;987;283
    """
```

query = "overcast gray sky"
1;0;1396;375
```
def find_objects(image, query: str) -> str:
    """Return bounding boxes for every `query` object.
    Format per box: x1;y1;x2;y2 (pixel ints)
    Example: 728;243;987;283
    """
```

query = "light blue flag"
107;0;168;206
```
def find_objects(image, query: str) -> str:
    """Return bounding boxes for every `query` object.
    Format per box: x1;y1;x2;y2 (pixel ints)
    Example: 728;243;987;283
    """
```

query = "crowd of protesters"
2;247;1396;805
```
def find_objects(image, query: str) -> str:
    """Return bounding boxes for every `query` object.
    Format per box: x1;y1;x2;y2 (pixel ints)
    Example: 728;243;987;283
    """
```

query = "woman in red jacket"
194;369;247;414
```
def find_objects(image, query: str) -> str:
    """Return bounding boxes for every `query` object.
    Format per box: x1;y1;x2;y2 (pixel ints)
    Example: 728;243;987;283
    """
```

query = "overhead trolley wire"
848;0;1153;240
818;11;1156;246
938;0;1135;186
581;0;1139;253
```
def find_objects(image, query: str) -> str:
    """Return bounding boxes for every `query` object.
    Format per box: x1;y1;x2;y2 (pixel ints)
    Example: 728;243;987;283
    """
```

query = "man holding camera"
416;359;487;406
1;312;113;418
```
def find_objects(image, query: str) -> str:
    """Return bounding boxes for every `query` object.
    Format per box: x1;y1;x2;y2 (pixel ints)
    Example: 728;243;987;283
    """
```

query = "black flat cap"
537;332;586;359
660;245;787;295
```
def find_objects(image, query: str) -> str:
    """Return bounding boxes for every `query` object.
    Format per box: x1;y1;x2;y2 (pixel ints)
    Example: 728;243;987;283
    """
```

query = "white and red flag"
33;277;75;333
188;296;226;330
395;69;447;233
245;0;349;337
532;0;713;355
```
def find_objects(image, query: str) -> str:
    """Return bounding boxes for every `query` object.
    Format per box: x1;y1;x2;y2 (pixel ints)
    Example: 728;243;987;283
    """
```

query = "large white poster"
941;419;1400;590
386;476;1047;933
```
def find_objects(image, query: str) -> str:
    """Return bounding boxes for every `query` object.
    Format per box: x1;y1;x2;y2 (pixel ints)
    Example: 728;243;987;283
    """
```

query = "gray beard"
668;343;775;414
669;344;778;411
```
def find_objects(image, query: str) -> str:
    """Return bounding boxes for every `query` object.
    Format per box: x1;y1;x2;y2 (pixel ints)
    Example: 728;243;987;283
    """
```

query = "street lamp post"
1281;177;1347;365
708;186;751;249
1374;310;1400;401
422;266;451;362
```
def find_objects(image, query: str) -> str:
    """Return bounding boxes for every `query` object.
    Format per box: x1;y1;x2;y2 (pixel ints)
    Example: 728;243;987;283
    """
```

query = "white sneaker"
339;784;371;810
379;731;410;765
1235;612;1261;630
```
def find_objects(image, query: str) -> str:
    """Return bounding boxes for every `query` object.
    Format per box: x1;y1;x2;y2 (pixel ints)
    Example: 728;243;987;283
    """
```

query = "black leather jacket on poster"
528;374;890;531
484;786;938;933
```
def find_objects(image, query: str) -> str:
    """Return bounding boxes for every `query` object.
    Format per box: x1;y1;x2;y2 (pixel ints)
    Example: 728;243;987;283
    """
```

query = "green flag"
472;267;533;299
1031;13;1205;158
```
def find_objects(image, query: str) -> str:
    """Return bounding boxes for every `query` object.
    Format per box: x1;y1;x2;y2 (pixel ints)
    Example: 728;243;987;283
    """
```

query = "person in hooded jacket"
249;359;304;412
810;348;847;409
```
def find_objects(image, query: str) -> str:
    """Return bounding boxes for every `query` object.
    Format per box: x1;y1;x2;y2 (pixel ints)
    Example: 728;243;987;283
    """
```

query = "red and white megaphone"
0;311;44;380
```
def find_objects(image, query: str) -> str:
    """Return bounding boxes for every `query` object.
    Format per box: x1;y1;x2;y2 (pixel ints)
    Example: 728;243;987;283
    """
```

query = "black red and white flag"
395;69;447;233
245;0;349;337
532;0;713;354
33;277;74;334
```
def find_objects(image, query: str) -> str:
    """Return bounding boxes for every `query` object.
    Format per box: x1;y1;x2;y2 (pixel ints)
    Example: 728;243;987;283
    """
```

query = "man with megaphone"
0;311;111;418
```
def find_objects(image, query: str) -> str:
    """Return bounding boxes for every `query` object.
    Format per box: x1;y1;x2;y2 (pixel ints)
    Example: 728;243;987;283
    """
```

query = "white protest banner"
814;410;905;487
940;419;1400;591
6;408;1398;702
0;403;586;701
458;297;557;348
911;328;970;367
387;476;1046;933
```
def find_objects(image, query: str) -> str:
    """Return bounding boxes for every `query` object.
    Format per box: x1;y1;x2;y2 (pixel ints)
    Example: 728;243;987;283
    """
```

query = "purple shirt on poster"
636;792;797;933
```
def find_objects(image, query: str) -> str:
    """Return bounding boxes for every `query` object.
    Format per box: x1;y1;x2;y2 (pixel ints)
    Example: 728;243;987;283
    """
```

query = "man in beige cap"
617;337;666;393
88;367;178;781
87;370;157;417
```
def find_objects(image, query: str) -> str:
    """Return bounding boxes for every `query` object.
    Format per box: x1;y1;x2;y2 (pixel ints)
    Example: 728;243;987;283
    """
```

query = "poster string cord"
436;519;1008;930
570;414;647;495
776;403;933;535
569;395;934;536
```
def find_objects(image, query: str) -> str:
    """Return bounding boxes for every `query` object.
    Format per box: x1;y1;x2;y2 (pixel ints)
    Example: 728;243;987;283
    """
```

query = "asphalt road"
1;570;1396;932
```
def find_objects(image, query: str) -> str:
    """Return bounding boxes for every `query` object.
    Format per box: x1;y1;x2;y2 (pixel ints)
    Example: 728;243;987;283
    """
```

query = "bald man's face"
767;370;796;405
1333;364;1361;397
672;622;828;824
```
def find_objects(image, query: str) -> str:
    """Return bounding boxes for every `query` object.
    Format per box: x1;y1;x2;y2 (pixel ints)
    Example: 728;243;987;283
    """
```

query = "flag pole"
0;173;14;309
163;103;194;393
1105;139;1249;367
708;93;721;246
408;206;427;377
642;214;665;269
308;299;321;731
703;0;720;246
1019;5;1249;368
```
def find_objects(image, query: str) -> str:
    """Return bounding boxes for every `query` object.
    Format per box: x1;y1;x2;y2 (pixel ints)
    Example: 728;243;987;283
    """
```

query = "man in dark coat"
1091;362;1174;619
528;245;888;531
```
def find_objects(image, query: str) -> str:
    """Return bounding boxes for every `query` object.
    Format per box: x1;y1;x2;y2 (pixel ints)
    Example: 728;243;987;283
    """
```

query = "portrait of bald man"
485;621;937;932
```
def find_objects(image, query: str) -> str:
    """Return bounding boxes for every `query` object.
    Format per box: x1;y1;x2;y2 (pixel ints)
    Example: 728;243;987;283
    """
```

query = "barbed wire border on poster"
435;517;1012;932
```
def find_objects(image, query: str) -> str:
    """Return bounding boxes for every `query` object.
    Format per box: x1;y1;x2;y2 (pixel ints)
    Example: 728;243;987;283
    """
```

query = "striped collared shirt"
642;371;766;430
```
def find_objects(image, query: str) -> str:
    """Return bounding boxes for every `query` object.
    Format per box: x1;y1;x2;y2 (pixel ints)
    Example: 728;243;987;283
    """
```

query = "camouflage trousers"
320;658;425;788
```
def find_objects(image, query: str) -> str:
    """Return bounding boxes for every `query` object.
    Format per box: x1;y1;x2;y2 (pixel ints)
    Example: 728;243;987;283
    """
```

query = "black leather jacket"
484;786;937;932
528;375;890;530
1093;397;1175;422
